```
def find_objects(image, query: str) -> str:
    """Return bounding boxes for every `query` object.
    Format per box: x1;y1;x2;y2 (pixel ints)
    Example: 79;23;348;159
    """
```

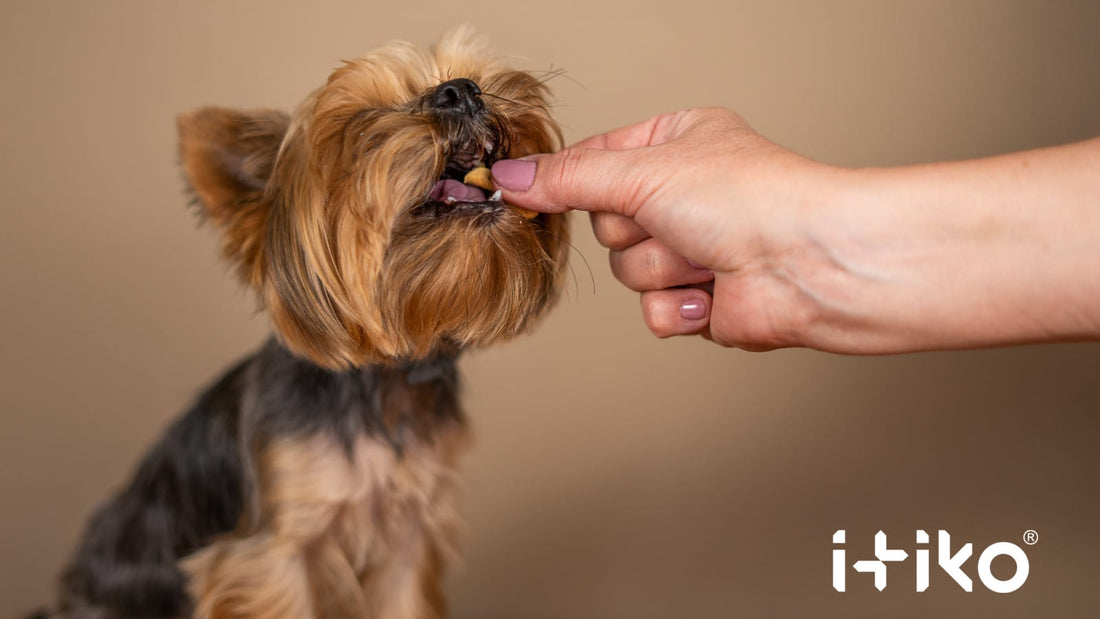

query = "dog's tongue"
429;179;487;203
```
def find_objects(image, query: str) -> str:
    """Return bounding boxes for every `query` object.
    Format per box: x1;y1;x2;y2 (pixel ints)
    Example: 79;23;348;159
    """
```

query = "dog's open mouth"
425;178;502;214
418;138;530;220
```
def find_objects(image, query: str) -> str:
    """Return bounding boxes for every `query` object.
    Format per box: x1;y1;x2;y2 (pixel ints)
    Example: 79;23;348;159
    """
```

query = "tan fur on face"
178;27;568;368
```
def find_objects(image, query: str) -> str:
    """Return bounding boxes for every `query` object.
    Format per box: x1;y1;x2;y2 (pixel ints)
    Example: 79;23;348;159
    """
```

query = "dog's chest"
185;361;469;617
255;357;468;569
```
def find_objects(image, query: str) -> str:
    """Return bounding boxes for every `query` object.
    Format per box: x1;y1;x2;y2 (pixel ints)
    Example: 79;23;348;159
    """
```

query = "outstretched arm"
491;108;1100;353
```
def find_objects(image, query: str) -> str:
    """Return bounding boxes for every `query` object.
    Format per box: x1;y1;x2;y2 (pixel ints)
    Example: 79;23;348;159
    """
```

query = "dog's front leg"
182;435;368;618
182;431;459;619
357;504;448;619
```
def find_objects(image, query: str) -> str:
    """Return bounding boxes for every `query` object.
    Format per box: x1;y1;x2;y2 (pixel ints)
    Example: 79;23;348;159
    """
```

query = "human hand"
492;108;1100;353
491;107;835;350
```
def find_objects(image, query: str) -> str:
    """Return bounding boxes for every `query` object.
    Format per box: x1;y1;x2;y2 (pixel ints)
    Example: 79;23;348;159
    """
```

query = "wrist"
804;150;1100;352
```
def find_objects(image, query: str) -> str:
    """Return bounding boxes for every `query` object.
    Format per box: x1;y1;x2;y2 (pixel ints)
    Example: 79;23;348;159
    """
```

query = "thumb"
491;147;654;217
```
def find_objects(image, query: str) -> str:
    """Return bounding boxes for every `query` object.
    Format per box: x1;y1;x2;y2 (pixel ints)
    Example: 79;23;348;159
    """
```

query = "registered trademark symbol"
1023;530;1038;545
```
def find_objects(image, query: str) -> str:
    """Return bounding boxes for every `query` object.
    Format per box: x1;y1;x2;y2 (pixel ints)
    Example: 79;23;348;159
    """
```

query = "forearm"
804;137;1100;352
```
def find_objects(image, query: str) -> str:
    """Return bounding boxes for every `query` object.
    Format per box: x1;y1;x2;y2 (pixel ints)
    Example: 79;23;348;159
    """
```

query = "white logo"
832;530;1030;593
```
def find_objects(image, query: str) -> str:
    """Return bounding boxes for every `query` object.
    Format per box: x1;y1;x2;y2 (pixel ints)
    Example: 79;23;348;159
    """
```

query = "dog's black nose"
430;78;483;115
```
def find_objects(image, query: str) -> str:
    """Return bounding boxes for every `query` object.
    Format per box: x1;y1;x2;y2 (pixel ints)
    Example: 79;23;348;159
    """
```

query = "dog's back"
51;359;248;618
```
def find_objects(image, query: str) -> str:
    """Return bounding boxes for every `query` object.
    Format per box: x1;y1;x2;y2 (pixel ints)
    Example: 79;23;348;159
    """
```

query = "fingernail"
686;259;707;270
680;297;707;321
491;158;536;191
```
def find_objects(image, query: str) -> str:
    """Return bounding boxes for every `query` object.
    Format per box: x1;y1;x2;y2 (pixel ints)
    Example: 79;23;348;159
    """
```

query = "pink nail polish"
680;298;707;321
491;159;536;191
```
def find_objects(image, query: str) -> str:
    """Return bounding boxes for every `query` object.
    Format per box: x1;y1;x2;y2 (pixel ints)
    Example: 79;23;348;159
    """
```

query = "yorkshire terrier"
41;28;567;619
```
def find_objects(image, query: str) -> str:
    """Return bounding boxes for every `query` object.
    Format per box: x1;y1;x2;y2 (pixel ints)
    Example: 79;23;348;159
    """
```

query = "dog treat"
463;166;538;219
462;166;494;191
511;206;539;219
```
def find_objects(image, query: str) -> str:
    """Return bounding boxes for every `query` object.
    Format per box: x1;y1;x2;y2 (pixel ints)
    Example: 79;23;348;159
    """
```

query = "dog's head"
178;28;568;368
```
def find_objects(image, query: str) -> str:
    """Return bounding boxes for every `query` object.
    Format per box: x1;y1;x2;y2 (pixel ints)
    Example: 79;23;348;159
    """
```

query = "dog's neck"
245;337;464;454
398;354;458;385
263;336;461;380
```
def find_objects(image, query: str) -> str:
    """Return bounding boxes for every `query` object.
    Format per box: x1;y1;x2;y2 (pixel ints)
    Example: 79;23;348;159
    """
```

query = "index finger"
570;110;690;151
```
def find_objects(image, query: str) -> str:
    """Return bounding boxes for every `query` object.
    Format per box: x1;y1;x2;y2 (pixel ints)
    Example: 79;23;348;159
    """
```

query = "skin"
494;107;1100;353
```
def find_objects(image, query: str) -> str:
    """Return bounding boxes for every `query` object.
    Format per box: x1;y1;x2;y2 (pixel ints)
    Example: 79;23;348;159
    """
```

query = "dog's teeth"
483;140;495;154
489;190;502;202
445;197;457;204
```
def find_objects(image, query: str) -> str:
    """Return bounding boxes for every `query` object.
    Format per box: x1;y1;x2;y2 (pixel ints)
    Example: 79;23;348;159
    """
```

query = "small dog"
43;28;567;619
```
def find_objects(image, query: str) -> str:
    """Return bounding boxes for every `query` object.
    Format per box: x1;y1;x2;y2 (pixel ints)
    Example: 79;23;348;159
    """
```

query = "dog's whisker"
566;240;595;297
533;67;568;86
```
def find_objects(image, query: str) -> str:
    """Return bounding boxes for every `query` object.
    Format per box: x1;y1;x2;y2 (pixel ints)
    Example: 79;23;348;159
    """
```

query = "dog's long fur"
43;28;566;619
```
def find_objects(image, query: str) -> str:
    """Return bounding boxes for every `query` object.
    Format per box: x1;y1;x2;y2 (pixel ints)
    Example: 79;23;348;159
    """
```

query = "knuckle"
613;242;676;292
591;214;631;249
551;147;589;203
640;295;675;338
710;299;792;351
643;244;673;289
608;251;628;286
707;322;746;349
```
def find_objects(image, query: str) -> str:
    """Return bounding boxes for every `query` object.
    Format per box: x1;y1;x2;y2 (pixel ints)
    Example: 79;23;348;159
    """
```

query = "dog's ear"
178;107;290;285
178;107;289;215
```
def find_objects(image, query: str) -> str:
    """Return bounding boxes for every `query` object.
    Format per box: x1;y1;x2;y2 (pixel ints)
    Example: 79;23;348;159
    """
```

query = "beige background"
2;1;1098;617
